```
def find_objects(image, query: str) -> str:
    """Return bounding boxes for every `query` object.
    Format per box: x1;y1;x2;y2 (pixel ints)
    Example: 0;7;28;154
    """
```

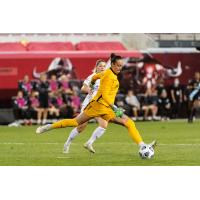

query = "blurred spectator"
49;74;59;95
170;78;183;118
187;72;200;122
13;90;30;125
141;88;158;120
29;91;44;124
59;74;73;94
56;92;66;111
125;90;140;120
156;79;166;97
59;100;74;118
36;73;49;124
48;93;60;119
18;75;32;97
72;85;81;96
158;89;171;120
70;91;81;115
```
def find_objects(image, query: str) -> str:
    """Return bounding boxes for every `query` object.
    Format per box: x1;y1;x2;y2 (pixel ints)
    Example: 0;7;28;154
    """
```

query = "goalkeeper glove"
111;105;124;118
90;81;95;90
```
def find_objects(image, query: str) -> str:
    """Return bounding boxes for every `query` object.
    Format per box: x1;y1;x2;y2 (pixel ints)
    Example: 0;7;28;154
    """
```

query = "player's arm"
180;89;183;102
81;83;91;93
91;72;104;85
170;89;176;103
81;74;93;94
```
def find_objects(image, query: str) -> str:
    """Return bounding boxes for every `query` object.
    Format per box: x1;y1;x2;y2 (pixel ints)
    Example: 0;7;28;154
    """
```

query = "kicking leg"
36;112;91;134
110;114;156;149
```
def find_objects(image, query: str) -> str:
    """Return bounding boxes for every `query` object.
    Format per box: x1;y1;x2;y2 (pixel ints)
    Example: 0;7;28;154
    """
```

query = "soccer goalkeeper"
36;53;156;155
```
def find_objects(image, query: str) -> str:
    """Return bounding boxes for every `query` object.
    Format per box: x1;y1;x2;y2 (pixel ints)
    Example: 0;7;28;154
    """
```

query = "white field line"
0;142;25;145
0;142;200;146
0;142;59;145
57;157;71;159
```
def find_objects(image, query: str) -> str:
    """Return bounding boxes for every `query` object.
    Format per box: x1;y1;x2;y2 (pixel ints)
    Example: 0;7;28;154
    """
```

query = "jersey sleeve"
91;72;104;84
83;74;93;86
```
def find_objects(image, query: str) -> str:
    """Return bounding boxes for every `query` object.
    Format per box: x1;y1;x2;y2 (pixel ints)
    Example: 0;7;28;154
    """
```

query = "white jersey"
81;73;100;112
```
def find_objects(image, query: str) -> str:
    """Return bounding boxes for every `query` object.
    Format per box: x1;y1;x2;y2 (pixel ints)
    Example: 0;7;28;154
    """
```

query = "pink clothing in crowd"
49;80;58;91
16;98;26;108
30;97;39;108
56;96;64;107
71;96;80;109
60;81;69;90
23;82;32;93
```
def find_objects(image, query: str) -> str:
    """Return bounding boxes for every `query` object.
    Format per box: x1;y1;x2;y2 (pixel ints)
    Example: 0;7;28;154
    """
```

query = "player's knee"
77;126;83;133
99;124;107;129
124;118;135;128
98;121;108;129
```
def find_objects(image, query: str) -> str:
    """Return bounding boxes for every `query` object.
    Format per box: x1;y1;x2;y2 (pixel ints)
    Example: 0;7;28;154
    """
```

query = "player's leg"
84;117;108;153
63;122;88;153
36;108;43;125
110;115;144;146
110;114;156;149
190;99;200;122
36;112;92;134
188;100;195;123
133;107;138;119
150;105;158;120
42;108;48;125
142;106;149;120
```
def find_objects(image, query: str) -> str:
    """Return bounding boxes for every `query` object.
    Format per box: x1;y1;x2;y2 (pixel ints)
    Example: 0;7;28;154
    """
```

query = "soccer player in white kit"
63;60;108;153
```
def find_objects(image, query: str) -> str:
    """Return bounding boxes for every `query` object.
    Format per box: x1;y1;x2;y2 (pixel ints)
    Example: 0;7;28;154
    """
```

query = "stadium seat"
27;42;74;51
75;41;127;51
0;42;26;51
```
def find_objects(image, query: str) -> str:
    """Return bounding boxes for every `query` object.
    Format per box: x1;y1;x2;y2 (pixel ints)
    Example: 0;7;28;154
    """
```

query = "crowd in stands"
116;71;200;121
11;68;200;126
12;73;82;126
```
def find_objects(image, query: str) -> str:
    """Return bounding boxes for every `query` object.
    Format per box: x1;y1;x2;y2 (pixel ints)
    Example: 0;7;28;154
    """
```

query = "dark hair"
58;59;64;66
110;53;122;64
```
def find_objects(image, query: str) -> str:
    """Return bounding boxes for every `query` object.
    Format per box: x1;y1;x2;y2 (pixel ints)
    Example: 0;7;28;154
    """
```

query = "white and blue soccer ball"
139;145;154;159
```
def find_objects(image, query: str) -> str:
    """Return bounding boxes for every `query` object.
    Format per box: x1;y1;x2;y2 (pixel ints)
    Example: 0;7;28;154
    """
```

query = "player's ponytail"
110;53;122;64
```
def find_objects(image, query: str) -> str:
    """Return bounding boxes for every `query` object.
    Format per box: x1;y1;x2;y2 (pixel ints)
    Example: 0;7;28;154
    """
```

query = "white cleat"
63;144;70;154
83;143;95;154
149;140;157;149
36;124;51;134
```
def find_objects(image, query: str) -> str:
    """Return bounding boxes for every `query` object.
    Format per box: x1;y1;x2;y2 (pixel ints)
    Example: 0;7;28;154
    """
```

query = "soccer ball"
139;145;154;159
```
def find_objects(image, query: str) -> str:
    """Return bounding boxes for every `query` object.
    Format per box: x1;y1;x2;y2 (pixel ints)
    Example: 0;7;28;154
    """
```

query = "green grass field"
0;120;200;166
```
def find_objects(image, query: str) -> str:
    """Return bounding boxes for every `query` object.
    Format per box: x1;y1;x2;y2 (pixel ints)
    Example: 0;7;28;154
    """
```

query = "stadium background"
0;33;200;124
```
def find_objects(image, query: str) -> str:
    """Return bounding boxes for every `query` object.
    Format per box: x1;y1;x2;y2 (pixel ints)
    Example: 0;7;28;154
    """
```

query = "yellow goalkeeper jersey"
91;68;119;107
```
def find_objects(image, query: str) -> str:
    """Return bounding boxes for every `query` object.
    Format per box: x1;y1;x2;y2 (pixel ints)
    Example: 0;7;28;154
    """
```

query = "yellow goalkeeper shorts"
83;101;115;121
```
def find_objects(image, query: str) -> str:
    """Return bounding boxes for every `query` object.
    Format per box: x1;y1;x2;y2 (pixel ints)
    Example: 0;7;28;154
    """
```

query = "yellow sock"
124;118;143;144
51;118;78;129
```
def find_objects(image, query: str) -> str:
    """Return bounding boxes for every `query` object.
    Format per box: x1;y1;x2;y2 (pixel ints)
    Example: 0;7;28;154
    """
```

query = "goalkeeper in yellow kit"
36;53;156;156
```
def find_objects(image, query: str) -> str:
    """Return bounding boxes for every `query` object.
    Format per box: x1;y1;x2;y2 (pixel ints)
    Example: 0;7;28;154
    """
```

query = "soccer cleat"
63;144;70;154
149;140;157;149
36;124;51;134
83;142;95;153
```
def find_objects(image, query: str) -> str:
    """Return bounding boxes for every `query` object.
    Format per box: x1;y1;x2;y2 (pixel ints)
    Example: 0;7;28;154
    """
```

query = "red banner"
0;67;18;76
0;50;199;90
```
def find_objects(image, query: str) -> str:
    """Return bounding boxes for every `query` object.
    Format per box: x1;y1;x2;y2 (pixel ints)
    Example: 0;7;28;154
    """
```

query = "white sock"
64;128;79;147
87;127;106;145
139;142;145;147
